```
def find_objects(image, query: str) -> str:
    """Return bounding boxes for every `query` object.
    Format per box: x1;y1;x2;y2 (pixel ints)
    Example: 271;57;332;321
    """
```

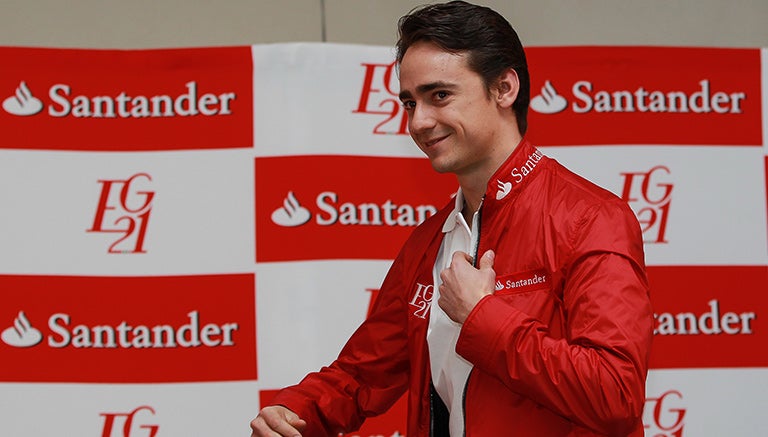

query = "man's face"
398;41;504;177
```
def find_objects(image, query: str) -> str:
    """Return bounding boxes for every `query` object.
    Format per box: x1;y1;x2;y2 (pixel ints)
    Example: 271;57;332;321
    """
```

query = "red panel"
647;265;767;369
0;46;253;151
255;155;456;262
525;47;762;146
0;274;256;382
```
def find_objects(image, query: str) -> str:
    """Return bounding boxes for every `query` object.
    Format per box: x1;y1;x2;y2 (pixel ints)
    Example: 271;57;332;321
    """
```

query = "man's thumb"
479;250;495;270
284;410;307;431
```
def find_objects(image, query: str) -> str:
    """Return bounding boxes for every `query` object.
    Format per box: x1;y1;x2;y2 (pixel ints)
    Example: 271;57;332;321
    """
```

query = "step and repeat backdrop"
0;43;766;436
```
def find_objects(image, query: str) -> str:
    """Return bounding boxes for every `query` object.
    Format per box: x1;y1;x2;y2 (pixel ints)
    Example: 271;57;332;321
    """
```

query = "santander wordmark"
572;80;744;114
47;81;235;118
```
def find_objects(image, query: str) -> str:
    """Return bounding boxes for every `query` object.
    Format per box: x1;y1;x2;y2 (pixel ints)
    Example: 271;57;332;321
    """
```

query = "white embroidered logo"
496;180;512;200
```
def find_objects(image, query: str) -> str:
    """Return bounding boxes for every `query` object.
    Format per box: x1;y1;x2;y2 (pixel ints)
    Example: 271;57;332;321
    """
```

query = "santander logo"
2;309;238;349
270;190;438;228
255;155;456;262
495;148;545;201
271;191;312;227
2;81;44;116
0;274;256;383
530;79;746;115
530;80;567;114
2;80;236;118
495;180;512;200
1;311;43;347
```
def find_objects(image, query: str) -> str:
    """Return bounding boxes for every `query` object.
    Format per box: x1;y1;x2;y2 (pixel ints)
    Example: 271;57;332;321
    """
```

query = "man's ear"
494;68;519;109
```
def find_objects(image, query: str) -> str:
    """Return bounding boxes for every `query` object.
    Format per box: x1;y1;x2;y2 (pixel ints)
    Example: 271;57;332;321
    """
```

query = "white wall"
0;0;766;49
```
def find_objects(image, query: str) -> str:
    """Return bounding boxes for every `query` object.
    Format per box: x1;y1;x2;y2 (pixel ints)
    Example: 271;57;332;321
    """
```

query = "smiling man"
251;2;653;436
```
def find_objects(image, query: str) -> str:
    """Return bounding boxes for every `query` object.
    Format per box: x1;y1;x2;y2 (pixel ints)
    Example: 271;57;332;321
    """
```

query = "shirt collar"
441;188;466;233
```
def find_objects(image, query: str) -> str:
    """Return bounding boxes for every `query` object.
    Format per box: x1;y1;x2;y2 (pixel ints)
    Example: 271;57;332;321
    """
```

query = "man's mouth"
423;134;448;148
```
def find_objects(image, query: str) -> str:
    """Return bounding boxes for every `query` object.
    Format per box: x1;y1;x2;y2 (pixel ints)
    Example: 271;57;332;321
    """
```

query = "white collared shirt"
427;188;480;436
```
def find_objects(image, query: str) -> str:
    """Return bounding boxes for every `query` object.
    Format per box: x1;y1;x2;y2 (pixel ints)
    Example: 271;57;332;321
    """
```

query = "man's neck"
459;180;484;225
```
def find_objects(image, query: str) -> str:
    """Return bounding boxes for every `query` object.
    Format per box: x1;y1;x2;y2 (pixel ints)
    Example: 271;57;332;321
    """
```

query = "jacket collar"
483;137;546;207
440;138;546;232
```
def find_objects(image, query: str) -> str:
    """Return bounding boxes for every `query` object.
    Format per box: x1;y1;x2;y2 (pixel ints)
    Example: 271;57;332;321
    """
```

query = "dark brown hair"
396;1;530;134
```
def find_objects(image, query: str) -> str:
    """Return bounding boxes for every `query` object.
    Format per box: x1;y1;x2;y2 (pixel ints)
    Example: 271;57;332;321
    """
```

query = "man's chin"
429;160;455;174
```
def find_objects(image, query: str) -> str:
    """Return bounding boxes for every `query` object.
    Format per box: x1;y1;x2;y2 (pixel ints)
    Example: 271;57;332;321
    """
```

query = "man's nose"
408;105;436;134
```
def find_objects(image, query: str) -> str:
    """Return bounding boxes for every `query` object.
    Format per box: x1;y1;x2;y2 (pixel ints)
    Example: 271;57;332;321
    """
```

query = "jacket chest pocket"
494;268;550;296
493;268;565;336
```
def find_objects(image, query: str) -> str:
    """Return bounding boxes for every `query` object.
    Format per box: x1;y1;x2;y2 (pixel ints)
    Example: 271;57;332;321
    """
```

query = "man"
251;1;653;436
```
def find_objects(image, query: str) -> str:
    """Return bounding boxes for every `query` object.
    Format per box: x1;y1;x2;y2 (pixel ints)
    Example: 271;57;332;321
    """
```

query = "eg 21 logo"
619;165;672;244
87;173;154;254
353;61;409;135
100;405;159;437
644;390;686;437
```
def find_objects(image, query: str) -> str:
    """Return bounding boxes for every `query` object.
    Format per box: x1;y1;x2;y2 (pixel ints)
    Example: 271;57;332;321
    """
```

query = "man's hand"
250;405;307;437
438;250;496;323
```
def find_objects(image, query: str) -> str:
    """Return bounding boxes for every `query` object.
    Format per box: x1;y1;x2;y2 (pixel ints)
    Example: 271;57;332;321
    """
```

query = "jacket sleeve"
267;250;412;437
456;199;653;436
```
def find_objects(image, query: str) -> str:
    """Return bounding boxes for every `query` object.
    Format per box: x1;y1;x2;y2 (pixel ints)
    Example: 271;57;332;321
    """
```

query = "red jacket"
271;139;653;436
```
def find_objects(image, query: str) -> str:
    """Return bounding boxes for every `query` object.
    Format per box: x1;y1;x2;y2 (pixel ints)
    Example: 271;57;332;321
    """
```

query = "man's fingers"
451;250;474;265
251;406;306;437
278;408;306;429
286;415;307;432
266;410;305;436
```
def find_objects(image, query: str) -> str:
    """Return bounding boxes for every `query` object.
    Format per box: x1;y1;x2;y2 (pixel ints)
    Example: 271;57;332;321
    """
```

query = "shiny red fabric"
270;139;653;437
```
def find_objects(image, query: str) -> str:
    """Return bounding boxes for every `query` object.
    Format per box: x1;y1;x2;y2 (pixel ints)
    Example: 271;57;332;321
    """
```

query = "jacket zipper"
470;200;483;268
461;370;473;437
462;199;484;437
430;389;434;437
431;196;485;437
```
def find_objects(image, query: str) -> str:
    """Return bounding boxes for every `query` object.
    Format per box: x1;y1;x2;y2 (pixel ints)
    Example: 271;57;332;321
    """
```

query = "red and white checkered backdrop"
0;44;766;436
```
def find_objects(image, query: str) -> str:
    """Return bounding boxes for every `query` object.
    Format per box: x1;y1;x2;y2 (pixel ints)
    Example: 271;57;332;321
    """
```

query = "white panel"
0;149;254;275
645;368;768;436
0;381;261;435
256;259;392;388
252;43;422;158
541;145;768;266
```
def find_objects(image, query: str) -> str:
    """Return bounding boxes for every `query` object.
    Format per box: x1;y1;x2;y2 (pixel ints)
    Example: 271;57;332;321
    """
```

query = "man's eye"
436;91;448;99
402;101;415;109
